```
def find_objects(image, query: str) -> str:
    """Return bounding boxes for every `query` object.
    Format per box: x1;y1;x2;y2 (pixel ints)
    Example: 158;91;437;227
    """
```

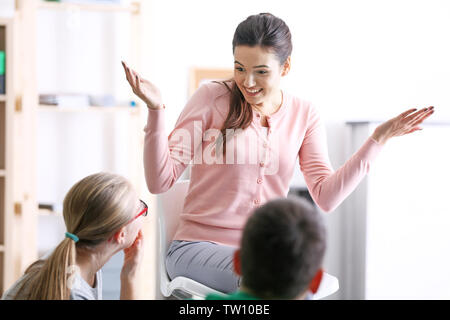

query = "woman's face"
233;45;290;107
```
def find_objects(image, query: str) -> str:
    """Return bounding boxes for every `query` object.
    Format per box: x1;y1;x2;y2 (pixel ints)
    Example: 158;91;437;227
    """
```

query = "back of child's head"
16;172;140;299
240;196;326;299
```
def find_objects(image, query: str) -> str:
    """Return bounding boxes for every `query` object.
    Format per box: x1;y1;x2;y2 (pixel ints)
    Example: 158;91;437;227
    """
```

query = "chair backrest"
158;179;190;296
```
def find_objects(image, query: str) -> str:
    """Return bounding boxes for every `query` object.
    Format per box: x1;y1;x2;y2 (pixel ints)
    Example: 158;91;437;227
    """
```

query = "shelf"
0;102;4;171
38;208;61;216
38;1;140;14
0;176;4;247
0;245;4;251
0;95;6;102
0;170;5;177
0;251;3;293
38;105;141;114
0;18;13;27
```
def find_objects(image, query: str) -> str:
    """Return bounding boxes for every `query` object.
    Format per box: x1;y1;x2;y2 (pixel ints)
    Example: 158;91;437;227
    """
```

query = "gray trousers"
165;240;241;294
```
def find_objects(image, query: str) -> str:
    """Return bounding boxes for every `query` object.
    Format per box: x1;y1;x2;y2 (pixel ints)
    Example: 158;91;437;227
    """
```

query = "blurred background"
0;0;449;299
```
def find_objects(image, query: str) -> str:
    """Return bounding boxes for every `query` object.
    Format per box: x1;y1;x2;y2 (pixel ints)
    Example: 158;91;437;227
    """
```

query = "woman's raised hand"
122;61;164;110
371;106;435;145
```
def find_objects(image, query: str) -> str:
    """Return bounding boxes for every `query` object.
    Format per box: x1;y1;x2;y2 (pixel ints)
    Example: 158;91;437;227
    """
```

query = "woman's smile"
244;87;263;97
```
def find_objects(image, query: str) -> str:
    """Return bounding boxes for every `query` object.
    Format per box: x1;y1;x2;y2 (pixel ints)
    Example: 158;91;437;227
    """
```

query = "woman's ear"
281;56;291;77
233;249;242;276
110;227;126;245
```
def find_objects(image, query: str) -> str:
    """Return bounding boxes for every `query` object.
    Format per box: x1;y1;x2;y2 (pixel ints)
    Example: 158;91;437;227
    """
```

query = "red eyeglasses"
130;199;148;222
110;200;149;242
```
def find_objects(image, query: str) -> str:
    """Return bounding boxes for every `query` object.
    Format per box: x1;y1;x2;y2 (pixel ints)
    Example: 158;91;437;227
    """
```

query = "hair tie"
65;232;79;243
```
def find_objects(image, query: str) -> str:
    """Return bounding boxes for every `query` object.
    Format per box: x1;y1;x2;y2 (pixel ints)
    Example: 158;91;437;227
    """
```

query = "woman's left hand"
371;106;435;145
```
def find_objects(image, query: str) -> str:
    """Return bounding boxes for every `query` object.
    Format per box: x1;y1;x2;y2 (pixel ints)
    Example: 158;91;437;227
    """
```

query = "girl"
2;172;146;300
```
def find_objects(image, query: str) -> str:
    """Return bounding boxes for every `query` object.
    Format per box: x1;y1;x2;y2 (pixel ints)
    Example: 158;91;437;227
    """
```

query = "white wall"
139;0;450;299
365;123;450;299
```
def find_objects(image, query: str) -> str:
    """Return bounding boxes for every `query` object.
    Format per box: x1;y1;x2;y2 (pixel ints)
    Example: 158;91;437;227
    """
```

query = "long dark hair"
214;13;292;153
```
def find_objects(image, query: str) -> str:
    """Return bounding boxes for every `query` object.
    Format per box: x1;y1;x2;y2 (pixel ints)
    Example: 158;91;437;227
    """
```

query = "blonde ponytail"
14;172;138;300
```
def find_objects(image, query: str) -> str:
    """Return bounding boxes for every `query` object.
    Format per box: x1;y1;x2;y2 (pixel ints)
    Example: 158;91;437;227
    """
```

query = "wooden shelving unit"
0;0;147;297
0;16;14;296
33;0;144;222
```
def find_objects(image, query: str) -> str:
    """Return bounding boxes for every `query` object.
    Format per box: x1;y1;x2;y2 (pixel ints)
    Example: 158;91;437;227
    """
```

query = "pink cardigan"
144;81;383;247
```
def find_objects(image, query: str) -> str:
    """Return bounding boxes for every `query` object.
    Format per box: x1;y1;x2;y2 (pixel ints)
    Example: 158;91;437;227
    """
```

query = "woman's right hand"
120;229;144;281
122;61;164;110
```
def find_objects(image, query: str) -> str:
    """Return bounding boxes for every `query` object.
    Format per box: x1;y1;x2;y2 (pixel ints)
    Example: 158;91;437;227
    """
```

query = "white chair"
312;272;339;300
158;179;339;300
158;179;223;299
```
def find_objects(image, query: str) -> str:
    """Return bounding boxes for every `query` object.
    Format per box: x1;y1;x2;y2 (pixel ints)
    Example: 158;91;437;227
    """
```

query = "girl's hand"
120;229;144;280
121;61;164;110
371;106;435;145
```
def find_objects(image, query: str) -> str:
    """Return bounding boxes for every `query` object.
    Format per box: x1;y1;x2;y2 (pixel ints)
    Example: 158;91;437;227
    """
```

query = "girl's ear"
109;227;126;244
233;249;242;276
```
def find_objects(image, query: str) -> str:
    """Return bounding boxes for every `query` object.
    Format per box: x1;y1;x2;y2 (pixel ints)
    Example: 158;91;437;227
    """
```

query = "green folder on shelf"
0;51;5;76
0;51;5;94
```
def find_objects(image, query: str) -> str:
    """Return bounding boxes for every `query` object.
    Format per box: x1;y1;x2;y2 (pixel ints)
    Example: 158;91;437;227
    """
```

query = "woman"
1;172;146;300
122;13;434;293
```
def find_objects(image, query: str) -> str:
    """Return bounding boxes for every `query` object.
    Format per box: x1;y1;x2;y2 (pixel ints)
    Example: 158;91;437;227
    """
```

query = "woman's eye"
234;67;267;74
